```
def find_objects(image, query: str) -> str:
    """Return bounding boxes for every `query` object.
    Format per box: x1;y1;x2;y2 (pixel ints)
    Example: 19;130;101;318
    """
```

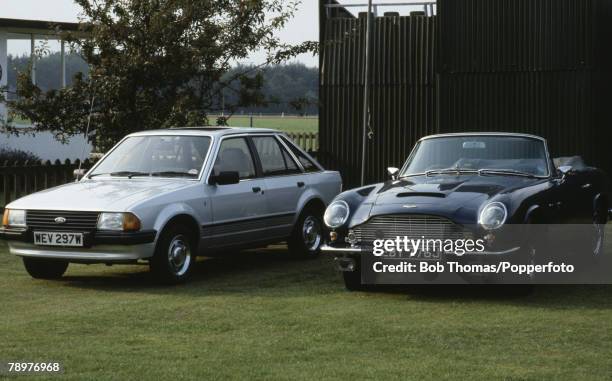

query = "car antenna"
75;90;95;182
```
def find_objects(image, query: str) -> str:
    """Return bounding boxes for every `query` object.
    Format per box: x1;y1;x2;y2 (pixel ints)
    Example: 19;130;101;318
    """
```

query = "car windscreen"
89;135;212;179
401;136;549;177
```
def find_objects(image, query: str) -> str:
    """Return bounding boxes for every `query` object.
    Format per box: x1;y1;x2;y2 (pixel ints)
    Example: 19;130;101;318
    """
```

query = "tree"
0;147;41;164
221;63;318;114
2;0;317;151
288;96;313;116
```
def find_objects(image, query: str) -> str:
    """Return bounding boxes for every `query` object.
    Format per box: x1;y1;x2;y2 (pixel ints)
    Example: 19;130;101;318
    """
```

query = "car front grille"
26;210;100;232
352;214;472;245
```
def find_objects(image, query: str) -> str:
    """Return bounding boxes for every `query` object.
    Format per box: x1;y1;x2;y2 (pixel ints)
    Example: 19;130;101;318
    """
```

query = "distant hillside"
6;54;319;115
6;53;89;96
223;64;319;115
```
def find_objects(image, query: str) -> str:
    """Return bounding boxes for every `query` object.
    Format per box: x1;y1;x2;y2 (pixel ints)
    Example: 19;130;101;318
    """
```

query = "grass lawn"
219;115;318;134
2;234;612;380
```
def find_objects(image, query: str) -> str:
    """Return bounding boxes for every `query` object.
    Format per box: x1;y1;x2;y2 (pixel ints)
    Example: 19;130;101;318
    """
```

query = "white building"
0;18;91;160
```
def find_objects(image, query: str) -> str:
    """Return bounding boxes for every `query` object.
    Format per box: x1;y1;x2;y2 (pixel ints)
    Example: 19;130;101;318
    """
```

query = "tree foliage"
222;63;318;115
2;0;317;151
0;147;41;164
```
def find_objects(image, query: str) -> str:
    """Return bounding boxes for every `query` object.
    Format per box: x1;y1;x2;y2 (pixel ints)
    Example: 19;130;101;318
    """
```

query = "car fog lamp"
329;231;338;242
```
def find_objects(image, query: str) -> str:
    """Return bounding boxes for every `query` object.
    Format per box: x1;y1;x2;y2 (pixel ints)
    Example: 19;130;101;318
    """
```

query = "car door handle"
297;182;305;188
581;183;592;189
252;187;262;193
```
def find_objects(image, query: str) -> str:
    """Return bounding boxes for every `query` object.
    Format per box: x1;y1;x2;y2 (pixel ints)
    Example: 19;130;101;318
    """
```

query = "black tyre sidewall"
23;257;68;279
288;208;323;258
342;270;364;291
150;225;195;284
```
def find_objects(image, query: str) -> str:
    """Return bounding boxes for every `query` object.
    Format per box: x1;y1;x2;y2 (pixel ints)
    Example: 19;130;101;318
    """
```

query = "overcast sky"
2;0;320;66
2;0;434;66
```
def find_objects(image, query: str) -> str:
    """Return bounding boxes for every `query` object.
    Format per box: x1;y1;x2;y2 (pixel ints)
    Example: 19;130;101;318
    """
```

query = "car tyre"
23;258;69;279
342;270;365;291
512;244;537;289
288;207;324;259
150;224;195;284
590;207;607;263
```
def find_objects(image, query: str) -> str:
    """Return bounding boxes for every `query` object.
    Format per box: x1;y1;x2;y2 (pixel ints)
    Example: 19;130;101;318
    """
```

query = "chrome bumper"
322;244;521;256
7;241;156;263
321;244;364;254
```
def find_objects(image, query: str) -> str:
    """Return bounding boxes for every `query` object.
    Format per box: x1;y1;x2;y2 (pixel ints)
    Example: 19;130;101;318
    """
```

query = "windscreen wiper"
150;171;198;178
478;169;539;178
89;171;149;179
425;168;478;177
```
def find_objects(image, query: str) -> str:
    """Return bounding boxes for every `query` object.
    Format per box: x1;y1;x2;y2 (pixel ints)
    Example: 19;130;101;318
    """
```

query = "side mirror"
387;167;400;180
210;171;240;185
73;169;86;181
557;165;572;179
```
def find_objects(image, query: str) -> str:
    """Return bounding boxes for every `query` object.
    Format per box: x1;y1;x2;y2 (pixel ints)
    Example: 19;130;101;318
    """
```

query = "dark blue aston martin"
322;133;611;289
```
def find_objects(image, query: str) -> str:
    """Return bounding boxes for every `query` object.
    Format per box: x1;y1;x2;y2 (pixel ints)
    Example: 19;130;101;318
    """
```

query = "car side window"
280;136;320;173
214;137;256;180
252;136;301;176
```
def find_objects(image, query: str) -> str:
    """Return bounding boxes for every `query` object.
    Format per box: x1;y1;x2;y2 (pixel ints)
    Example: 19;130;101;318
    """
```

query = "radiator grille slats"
26;210;99;232
353;214;471;244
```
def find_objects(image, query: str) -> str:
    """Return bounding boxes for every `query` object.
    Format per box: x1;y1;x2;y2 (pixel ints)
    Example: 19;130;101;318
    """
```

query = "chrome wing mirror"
557;165;572;180
387;167;400;180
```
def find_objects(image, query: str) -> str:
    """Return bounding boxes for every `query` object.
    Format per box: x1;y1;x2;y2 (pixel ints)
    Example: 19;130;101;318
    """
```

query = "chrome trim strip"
321;245;520;256
418;132;546;142
458;247;521;256
321;245;364;254
275;134;306;172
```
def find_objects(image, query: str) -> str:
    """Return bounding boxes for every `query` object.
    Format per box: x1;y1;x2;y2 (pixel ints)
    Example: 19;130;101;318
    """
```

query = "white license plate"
33;232;84;247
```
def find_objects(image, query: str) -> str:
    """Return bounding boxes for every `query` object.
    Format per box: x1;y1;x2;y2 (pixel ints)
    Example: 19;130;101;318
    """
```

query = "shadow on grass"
59;245;338;294
14;241;612;310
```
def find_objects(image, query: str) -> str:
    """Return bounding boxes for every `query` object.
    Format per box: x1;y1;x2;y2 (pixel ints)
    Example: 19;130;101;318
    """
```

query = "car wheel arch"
296;197;326;221
156;214;200;251
524;204;543;224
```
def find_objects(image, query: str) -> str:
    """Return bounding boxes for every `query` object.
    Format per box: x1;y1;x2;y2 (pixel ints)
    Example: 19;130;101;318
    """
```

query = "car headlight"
478;202;507;230
324;200;350;228
2;209;26;228
97;212;141;232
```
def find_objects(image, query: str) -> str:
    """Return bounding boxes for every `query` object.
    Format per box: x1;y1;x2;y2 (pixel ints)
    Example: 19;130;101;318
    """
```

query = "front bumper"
322;244;522;272
0;228;157;262
322;244;521;256
321;245;364;254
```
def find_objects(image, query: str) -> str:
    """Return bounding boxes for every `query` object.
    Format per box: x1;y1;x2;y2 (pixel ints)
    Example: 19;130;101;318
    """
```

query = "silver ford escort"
0;127;342;283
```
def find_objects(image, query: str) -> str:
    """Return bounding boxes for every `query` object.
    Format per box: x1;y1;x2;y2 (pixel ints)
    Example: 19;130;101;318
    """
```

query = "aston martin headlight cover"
478;202;507;230
324;200;350;228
